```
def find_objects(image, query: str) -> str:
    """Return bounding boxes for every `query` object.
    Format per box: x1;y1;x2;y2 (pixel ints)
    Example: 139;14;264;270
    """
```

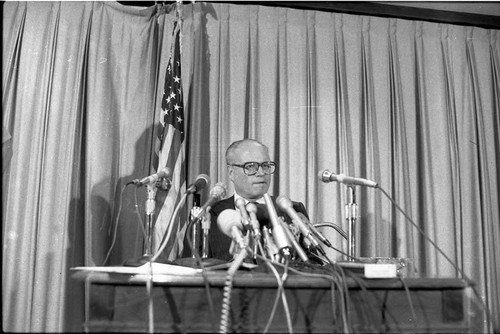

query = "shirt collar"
233;192;266;205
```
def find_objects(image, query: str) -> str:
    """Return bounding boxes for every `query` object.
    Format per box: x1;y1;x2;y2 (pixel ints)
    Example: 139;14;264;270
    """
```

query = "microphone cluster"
145;169;367;264
216;192;333;263
150;172;228;262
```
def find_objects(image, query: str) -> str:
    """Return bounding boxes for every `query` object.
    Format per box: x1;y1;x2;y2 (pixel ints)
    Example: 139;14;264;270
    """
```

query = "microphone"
280;220;310;263
243;202;261;260
192;182;227;221
245;202;261;237
262;226;279;260
187;174;210;194
276;195;322;250
263;193;292;257
235;198;253;232
306;221;333;248
217;209;246;249
318;169;377;188
254;203;271;228
132;167;171;186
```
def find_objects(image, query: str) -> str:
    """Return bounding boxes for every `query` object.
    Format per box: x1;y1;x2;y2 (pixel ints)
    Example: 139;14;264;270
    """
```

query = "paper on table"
71;263;201;275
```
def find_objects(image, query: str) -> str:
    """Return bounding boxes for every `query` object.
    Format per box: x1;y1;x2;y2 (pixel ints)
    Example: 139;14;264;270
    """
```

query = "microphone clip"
156;178;171;191
131;177;171;191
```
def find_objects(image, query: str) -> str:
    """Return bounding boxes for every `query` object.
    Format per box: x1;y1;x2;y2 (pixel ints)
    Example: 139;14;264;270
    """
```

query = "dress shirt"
233;192;266;205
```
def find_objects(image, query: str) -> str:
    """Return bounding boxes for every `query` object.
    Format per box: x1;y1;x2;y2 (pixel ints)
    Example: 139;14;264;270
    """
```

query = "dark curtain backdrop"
2;1;499;332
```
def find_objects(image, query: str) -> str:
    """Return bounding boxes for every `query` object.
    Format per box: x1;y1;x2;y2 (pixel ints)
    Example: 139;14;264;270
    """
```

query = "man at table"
208;138;311;262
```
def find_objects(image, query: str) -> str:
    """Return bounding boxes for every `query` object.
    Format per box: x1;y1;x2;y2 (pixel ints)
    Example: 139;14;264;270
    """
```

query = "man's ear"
227;165;234;180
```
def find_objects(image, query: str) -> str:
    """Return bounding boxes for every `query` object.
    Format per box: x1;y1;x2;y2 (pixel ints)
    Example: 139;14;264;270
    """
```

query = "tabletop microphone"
318;169;378;188
245;202;261;237
187;174;210;194
263;193;292;257
217;209;246;249
254;203;271;228
192;182;227;221
280;220;310;263
276;195;321;250
235;198;253;233
132;167;171;186
306;221;333;248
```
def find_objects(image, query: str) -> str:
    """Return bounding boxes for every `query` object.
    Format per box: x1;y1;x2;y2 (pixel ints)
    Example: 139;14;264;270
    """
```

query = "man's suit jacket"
207;195;309;261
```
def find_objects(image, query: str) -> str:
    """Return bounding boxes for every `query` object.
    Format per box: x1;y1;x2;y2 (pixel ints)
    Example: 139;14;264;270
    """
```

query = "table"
72;263;486;333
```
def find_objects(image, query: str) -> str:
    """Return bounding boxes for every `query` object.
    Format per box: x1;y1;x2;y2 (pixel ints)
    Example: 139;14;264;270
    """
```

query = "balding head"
225;139;273;200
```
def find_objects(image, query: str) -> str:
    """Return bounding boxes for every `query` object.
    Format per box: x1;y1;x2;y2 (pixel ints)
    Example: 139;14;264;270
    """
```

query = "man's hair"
225;138;269;164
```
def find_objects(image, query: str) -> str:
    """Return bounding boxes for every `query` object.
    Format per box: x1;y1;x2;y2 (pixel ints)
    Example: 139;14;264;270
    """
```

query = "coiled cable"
219;247;248;333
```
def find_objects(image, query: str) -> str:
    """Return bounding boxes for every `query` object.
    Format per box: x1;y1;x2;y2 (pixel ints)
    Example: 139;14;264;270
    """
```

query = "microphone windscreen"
210;182;227;200
254;203;271;228
216;209;243;237
158;167;172;179
276;195;293;211
188;174;210;193
318;169;331;183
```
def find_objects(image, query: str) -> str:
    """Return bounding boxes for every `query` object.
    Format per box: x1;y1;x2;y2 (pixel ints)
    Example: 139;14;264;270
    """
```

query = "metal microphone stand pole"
201;212;210;258
345;185;357;262
190;194;201;258
143;184;157;258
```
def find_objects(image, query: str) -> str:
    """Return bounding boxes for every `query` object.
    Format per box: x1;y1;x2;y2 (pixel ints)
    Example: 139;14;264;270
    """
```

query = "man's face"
227;143;272;200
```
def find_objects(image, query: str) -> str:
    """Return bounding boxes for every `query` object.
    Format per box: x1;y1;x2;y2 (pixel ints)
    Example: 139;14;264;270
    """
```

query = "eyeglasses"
227;161;277;176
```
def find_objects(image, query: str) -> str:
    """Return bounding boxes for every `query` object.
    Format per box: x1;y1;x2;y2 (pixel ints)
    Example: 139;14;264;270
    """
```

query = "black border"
118;1;500;30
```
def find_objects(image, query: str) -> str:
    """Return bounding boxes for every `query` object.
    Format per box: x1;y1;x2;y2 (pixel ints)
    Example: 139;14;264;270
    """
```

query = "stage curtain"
2;1;176;331
185;4;499;330
2;1;499;332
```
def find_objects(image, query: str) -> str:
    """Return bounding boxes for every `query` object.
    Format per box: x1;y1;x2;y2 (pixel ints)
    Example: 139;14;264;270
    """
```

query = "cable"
314;222;348;240
329;280;337;330
262;260;284;333
379;186;465;278
399;277;417;331
150;191;189;262
219;248;248;333
146;260;154;333
181;209;219;331
102;183;129;265
255;251;351;333
310;223;362;262
219;274;233;334
280;260;293;333
342;268;383;333
152;188;239;332
155;194;218;331
133;186;146;237
379;186;494;330
261;256;292;333
303;246;351;333
324;257;351;333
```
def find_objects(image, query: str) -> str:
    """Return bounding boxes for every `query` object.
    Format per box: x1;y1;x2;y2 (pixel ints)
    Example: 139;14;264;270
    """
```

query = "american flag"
153;25;187;261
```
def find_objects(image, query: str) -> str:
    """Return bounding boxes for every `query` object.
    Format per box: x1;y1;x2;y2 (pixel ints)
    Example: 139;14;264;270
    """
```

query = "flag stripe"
158;126;176;169
155;142;185;237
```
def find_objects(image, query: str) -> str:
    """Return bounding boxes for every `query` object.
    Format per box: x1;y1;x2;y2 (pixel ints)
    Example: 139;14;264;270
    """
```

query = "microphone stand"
190;194;202;259
345;186;357;262
124;182;162;266
170;193;225;268
201;213;210;258
143;184;156;258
